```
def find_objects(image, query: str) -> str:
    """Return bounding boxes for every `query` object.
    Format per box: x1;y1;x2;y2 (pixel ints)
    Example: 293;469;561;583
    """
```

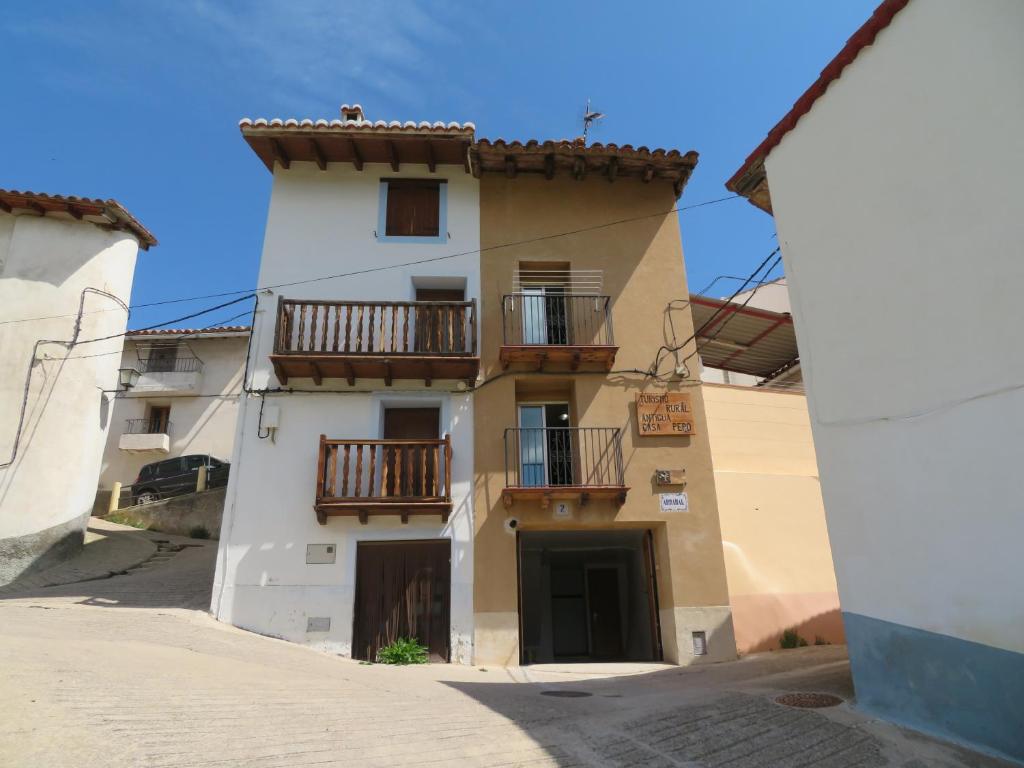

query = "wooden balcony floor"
272;353;480;386
502;485;629;508
499;345;618;371
315;498;452;525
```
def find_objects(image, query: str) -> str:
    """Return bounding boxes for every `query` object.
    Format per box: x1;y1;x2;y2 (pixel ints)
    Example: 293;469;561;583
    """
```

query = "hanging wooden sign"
636;392;696;436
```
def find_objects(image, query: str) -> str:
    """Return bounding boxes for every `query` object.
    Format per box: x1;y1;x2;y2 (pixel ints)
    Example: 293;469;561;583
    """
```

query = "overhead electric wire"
648;247;781;379
0;194;742;328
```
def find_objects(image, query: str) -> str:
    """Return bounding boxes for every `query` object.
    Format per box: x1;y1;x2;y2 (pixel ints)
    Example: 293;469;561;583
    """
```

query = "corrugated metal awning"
690;294;798;377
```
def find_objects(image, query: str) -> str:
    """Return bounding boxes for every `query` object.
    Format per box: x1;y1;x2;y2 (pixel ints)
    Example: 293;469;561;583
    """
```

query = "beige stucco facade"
703;383;842;652
473;174;735;666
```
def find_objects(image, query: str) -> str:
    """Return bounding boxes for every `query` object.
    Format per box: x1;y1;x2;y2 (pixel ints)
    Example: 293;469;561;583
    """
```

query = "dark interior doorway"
518;530;662;664
383;407;439;497
352;540;451;662
587;568;624;659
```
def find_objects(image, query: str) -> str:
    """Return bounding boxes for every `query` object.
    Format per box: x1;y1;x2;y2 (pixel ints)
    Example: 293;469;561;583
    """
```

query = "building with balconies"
95;326;249;510
212;106;480;664
469;138;736;667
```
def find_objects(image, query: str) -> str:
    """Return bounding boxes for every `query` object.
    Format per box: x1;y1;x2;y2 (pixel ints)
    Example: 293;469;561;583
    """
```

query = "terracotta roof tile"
127;325;250;337
0;188;157;249
239;118;475;134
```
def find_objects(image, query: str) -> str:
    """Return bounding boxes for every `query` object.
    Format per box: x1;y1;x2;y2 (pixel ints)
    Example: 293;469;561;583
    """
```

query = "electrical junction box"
306;543;336;564
307;617;331;633
655;469;686;486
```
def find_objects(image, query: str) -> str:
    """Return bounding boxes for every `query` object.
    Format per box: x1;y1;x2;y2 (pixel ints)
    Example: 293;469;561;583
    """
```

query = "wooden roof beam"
26;201;46;216
386;140;399;172
0;199;11;214
505;155;517;178
348;138;364;171
308;138;327;171
573;156;586;181
425;141;436;173
607;156;618;182
544;154;555;180
66;205;84;220
642;165;654;183
269;138;290;170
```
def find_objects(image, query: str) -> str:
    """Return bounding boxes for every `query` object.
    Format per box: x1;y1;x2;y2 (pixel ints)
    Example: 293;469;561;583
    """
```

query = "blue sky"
3;0;875;329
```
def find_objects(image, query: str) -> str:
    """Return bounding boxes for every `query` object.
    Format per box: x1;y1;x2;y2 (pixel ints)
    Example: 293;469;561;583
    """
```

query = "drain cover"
775;692;843;708
540;690;592;698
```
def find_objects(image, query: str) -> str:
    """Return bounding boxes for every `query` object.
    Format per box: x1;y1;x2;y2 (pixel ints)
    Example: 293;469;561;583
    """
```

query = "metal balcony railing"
135;357;203;374
503;427;624;489
124;418;171;435
501;294;614;347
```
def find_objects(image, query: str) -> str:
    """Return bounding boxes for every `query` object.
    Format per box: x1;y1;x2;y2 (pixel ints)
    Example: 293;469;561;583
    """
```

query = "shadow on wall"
737;606;845;654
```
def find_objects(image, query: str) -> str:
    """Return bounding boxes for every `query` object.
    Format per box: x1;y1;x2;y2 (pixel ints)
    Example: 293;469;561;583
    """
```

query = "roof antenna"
582;98;605;143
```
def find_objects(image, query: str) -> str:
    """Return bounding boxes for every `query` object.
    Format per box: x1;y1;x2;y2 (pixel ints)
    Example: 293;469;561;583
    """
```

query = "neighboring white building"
0;189;156;585
727;0;1024;761
212;107;481;663
95;326;249;508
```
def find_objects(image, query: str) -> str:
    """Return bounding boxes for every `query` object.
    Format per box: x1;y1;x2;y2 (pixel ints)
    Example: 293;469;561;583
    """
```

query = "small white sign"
660;492;689;512
553;501;572;519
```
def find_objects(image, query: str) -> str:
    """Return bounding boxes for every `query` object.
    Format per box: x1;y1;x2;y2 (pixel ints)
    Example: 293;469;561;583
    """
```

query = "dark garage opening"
518;530;662;664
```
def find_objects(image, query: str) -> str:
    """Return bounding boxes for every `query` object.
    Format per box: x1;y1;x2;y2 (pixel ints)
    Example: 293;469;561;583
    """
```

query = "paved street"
0;522;1011;768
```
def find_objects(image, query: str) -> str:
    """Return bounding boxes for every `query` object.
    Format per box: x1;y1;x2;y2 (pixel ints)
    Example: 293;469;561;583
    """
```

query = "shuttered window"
384;180;441;237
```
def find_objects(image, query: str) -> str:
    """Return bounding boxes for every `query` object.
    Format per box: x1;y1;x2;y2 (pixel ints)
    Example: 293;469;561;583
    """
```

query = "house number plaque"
637;392;696;436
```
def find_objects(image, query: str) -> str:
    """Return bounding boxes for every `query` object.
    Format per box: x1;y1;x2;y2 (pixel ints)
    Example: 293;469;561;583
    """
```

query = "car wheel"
135;490;159;505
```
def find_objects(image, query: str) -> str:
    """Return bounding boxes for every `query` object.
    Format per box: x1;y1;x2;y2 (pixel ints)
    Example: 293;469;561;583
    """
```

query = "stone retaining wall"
106;487;225;539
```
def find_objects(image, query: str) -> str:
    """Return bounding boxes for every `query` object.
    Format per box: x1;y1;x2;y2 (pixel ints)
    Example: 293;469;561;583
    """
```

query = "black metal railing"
503;427;624;488
124;417;172;435
136;357;203;374
501;294;614;347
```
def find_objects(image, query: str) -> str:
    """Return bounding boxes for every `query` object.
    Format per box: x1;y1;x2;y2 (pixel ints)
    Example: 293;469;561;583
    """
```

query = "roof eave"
725;0;910;211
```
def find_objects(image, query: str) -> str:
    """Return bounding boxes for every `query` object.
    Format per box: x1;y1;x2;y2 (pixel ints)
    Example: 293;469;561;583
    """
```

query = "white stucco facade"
0;212;141;584
97;331;248;497
753;0;1024;758
212;160;480;662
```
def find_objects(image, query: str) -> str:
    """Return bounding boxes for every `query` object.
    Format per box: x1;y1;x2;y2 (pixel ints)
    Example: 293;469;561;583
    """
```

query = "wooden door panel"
353;540;451;662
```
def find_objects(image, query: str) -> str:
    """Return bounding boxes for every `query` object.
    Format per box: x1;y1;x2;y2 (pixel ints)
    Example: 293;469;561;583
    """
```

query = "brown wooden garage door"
352;540;451;662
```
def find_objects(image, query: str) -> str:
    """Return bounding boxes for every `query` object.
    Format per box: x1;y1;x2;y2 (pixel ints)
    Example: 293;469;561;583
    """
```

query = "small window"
156;459;183;479
185;456;206;471
138;465;155;481
147;344;178;373
384;180;441;238
147;406;170;434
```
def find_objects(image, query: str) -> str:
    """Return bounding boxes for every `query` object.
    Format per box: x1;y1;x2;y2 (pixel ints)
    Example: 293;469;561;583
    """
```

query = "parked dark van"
131;455;230;505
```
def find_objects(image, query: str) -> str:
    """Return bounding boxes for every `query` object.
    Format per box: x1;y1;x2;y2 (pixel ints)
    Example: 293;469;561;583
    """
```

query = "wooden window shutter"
385;181;441;237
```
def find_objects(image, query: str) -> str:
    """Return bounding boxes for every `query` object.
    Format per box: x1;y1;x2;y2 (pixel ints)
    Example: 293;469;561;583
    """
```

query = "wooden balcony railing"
314;434;453;524
272;298;479;386
500;294;617;371
502;427;628;508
